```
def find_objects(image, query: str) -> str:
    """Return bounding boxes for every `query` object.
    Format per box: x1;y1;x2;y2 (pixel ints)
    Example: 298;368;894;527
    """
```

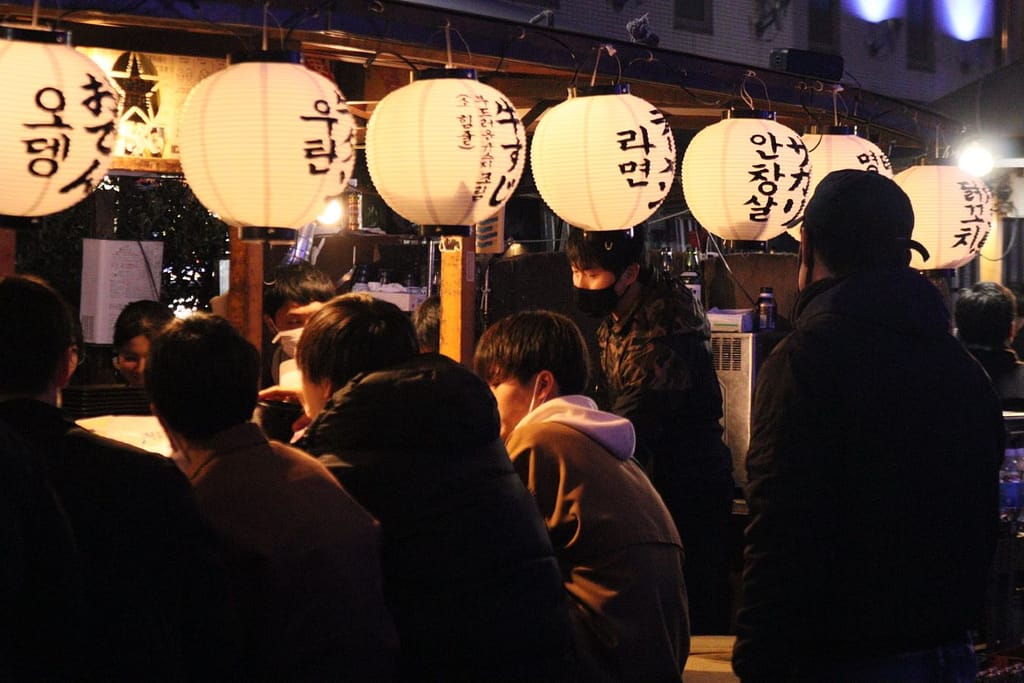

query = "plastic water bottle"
999;448;1022;526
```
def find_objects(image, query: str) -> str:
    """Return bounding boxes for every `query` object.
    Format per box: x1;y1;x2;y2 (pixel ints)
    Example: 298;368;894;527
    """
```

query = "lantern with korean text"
788;126;892;241
178;52;355;242
365;68;525;235
0;28;118;217
682;111;810;242
530;85;676;232
895;163;993;270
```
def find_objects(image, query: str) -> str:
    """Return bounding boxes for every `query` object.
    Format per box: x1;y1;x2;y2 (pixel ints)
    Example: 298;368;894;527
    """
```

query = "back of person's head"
296;293;419;392
474;310;590;395
146;313;260;440
112;300;174;350
262;261;336;318
0;275;75;396
413;295;441;353
565;226;647;276
801;169;929;275
955;281;1016;348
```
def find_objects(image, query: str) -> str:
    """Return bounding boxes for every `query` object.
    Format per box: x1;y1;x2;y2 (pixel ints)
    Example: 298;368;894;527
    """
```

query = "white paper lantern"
0;29;118;217
178;52;355;240
788;126;892;241
895;164;993;270
682;111;810;242
530;85;676;231
365;68;525;233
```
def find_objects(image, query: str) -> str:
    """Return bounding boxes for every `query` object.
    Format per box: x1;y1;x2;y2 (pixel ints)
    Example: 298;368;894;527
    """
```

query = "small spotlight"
958;141;994;178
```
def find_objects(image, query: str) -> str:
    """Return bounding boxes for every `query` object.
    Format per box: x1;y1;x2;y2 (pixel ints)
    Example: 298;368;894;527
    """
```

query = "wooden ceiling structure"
3;0;963;163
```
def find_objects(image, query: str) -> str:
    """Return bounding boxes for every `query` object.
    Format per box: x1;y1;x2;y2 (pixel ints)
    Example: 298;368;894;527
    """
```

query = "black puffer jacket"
301;353;576;682
733;268;1003;680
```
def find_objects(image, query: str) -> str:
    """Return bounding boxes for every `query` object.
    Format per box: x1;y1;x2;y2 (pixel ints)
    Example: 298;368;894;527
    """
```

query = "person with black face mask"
566;225;735;636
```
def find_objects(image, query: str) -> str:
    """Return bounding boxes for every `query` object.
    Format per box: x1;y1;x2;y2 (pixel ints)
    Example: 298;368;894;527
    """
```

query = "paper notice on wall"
80;239;164;344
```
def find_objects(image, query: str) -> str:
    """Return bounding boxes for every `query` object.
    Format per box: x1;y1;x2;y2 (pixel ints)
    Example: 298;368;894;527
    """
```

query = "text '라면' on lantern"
682;110;810;242
1;28;119;217
365;68;525;234
530;84;676;231
895;163;993;270
788;126;892;241
178;52;355;241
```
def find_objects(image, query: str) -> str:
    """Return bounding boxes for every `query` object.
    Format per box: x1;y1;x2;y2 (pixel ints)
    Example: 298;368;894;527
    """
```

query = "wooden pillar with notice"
439;235;476;365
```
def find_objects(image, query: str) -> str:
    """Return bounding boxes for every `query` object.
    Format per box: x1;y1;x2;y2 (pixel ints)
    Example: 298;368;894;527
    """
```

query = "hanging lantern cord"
739;69;771;111
585;44;621;87
435;20;473;69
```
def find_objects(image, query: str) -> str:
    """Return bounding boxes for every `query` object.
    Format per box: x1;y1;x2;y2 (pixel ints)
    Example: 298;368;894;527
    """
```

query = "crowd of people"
0;170;1012;681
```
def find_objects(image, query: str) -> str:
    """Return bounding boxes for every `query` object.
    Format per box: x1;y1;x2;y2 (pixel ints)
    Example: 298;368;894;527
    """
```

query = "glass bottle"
680;228;703;305
757;286;776;331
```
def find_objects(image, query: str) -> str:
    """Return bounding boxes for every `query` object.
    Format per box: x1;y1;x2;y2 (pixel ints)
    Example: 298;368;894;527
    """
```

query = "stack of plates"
62;384;150;419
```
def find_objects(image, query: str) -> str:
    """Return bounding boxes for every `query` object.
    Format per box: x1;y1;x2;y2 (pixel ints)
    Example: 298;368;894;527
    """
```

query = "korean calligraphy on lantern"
300;91;356;182
454;92;524;208
856;149;892;174
616;108;676;210
744;129;810;224
952;179;992;253
23;73;117;197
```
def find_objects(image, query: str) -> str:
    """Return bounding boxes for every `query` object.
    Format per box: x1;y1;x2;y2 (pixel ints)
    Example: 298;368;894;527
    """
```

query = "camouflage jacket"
597;268;732;486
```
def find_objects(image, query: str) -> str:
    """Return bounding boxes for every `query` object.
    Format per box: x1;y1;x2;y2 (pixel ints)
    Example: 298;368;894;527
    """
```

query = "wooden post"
0;228;15;276
225;227;264;352
980;213;1003;284
438;234;476;365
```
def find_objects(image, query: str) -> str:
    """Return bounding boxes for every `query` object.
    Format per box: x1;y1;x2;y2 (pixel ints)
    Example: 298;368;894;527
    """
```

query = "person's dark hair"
1006;282;1024;321
262;261;336;318
564;226;647;277
413;295;441;353
146;313;260;440
296;293;419;392
474;310;590;395
112;300;174;351
0;275;75;396
955;281;1016;348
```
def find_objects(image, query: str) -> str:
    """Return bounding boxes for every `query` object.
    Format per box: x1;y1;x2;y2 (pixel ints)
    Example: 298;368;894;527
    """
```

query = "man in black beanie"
733;170;1003;680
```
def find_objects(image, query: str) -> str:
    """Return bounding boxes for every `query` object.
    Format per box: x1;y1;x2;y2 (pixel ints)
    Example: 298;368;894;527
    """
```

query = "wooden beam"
438;235;477;365
226;228;264;353
0;228;15;277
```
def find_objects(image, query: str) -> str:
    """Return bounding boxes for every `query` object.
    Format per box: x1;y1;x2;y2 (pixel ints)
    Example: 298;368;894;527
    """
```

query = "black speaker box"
769;48;844;82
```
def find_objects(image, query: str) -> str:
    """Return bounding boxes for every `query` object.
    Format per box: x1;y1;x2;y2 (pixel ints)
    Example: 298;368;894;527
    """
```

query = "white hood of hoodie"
515;395;635;461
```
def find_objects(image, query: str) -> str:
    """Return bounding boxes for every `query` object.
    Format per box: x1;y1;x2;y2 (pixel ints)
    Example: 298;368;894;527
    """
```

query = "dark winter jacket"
0;399;236;682
301;353;576;682
963;344;1024;411
733;269;1003;680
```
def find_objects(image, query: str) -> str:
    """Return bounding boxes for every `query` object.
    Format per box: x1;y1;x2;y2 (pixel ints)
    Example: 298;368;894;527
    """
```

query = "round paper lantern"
788;126;892;241
0;29;118;217
365;68;525;234
895;163;993;270
530;84;676;231
682;110;810;242
179;52;355;241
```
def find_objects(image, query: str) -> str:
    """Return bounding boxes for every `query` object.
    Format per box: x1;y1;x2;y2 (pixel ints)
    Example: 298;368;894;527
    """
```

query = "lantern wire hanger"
738;70;771;111
565;44;622;89
624;51;724;107
487;25;578;81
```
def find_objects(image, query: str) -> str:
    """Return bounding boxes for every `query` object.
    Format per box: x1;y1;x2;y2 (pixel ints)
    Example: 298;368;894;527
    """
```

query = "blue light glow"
941;0;993;41
847;0;904;23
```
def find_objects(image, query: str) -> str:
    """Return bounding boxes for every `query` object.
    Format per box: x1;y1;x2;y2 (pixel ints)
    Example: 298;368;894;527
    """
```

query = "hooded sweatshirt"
505;394;690;683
